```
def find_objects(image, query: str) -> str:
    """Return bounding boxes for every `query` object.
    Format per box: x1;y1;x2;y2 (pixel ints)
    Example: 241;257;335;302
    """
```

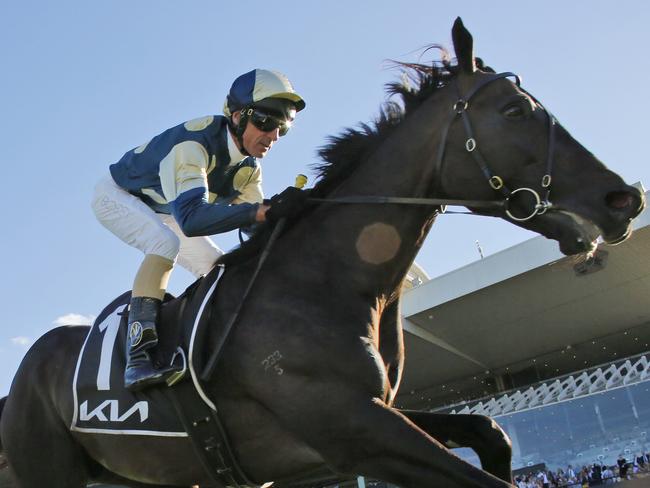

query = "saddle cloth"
70;265;224;436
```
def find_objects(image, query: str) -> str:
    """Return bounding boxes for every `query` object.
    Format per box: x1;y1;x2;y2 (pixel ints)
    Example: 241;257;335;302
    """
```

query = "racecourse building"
395;185;650;471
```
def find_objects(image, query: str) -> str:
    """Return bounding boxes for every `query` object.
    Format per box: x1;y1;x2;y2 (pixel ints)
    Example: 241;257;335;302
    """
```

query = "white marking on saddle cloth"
97;311;121;390
188;266;225;411
80;399;148;423
71;309;122;430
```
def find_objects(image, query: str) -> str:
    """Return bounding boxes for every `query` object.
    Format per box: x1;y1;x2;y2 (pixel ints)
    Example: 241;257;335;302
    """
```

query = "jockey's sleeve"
231;165;264;204
172;188;258;237
230;165;264;237
159;141;258;237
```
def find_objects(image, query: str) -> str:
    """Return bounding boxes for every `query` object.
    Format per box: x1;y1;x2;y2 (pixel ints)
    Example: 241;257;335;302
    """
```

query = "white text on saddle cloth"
80;399;149;423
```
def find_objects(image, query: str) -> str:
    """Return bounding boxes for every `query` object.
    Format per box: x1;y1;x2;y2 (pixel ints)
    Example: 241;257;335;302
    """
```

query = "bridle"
443;71;557;221
310;70;558;222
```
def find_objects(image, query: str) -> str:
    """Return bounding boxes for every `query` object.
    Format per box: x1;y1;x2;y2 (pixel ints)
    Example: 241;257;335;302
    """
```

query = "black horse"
0;19;644;488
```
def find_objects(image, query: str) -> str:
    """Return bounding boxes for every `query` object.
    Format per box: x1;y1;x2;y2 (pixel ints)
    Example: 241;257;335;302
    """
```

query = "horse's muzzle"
600;186;645;244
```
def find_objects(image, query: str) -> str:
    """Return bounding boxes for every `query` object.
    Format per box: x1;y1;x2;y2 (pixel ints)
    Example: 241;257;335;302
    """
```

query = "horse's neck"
286;99;445;300
338;104;445;198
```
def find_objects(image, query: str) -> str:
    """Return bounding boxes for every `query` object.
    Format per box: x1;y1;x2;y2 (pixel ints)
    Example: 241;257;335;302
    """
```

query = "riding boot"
124;296;182;391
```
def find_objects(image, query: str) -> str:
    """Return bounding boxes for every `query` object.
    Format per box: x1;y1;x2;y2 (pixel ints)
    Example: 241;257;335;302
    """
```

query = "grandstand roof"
397;187;650;410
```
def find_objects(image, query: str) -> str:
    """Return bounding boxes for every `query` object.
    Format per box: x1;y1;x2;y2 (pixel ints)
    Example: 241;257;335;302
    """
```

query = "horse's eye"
503;104;525;118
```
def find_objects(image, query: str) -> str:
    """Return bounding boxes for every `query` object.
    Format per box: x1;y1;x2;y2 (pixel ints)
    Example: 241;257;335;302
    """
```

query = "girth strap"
165;380;255;488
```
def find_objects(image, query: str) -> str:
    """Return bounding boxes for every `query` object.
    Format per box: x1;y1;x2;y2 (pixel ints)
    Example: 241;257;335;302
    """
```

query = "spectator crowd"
514;452;650;487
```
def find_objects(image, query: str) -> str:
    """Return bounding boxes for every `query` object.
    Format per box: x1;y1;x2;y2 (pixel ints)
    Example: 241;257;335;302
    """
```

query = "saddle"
70;265;254;487
71;264;221;431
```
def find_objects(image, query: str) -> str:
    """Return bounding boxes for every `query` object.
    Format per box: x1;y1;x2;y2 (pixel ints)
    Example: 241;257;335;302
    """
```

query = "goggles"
245;108;293;136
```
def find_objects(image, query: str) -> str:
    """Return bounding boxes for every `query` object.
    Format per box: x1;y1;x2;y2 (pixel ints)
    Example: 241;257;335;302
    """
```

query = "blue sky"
1;1;649;395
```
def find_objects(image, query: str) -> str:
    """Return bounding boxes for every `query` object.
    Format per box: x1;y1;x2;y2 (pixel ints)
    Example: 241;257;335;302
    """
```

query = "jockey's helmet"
223;69;306;118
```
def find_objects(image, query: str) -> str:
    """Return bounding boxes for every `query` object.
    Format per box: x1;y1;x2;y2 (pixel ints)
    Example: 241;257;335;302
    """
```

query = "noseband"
311;71;558;222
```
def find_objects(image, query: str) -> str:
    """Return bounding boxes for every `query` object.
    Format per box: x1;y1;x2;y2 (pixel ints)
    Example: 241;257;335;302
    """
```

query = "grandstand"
392;185;650;474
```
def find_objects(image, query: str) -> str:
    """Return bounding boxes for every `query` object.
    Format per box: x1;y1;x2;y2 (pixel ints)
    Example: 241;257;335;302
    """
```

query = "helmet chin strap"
230;108;251;157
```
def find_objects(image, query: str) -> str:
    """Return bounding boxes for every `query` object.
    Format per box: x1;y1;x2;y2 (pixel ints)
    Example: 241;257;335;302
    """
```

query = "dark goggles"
245;108;293;136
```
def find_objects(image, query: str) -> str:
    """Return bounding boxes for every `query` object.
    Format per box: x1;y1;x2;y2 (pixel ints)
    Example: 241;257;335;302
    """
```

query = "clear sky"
1;1;649;396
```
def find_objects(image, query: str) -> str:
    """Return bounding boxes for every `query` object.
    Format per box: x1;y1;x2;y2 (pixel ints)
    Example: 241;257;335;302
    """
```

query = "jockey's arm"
159;140;263;237
172;188;260;237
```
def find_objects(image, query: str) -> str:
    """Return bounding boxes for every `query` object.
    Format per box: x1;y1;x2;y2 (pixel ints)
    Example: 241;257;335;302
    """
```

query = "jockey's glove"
265;187;311;222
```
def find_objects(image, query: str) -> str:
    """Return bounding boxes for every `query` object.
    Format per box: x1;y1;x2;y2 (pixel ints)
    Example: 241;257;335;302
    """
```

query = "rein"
306;195;503;214
310;71;558;222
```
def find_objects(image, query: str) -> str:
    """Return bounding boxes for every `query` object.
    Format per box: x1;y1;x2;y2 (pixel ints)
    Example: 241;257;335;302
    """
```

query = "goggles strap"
231;108;251;157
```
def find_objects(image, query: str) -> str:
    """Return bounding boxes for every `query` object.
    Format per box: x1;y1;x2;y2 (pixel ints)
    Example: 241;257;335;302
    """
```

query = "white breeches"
91;175;222;278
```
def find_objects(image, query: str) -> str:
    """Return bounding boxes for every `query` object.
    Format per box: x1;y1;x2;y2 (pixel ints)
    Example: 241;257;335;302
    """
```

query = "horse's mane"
219;48;492;267
312;48;455;197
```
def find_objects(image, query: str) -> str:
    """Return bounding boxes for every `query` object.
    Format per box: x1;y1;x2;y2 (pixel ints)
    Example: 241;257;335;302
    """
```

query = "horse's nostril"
605;191;634;210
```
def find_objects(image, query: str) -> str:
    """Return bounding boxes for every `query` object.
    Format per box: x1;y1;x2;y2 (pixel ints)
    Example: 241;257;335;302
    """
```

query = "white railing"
449;354;650;417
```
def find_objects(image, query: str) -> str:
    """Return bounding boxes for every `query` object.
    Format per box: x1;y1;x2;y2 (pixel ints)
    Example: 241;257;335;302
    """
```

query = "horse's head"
222;18;645;272
433;18;644;255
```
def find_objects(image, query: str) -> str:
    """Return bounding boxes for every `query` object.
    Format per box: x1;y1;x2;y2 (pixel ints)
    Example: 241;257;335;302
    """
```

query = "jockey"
92;69;307;391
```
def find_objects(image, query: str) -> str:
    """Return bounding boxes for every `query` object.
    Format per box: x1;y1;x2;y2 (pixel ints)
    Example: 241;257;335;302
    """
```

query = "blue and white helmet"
223;69;306;117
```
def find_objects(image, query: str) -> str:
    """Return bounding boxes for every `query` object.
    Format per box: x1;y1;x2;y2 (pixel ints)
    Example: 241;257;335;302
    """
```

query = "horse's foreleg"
399;410;513;483
297;397;513;488
101;475;193;488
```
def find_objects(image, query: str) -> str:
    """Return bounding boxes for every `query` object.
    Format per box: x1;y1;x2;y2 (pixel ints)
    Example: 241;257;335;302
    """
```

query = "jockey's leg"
124;215;222;390
159;214;223;278
91;174;183;390
124;254;183;391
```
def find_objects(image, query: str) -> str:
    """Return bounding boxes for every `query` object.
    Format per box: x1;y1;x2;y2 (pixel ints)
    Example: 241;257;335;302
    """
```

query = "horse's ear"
452;17;476;73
